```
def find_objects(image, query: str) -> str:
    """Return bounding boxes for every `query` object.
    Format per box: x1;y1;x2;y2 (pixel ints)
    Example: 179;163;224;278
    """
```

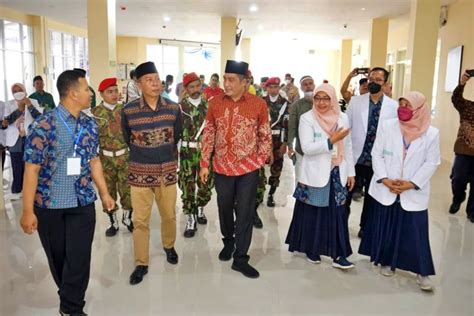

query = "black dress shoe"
267;194;275;207
352;191;363;201
357;229;364;238
60;311;88;316
219;242;235;261
449;203;461;214
130;265;148;285
468;214;474;223
164;247;178;264
253;214;263;229
231;261;260;279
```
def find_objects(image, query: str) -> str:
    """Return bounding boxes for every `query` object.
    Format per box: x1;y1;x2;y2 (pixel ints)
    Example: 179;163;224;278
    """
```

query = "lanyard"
56;108;84;157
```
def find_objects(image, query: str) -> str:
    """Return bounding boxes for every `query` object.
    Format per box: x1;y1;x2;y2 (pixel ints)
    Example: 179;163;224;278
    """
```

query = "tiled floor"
0;157;473;315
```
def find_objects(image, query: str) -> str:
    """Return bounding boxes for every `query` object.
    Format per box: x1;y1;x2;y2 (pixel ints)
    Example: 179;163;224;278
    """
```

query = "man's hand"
199;167;209;184
287;148;295;159
267;152;274;165
329;128;350;145
461;71;471;85
347;176;355;192
279;143;287;156
101;193;115;212
20;211;37;235
348;68;359;79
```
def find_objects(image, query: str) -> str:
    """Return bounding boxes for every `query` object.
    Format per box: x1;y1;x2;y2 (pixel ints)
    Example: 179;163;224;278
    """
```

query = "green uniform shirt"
91;102;128;151
288;97;313;155
29;91;56;112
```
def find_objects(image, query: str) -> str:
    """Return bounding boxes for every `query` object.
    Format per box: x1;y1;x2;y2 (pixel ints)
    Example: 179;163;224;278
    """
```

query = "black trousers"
346;164;374;229
10;151;25;193
214;169;259;263
451;154;474;217
35;203;96;314
0;145;6;171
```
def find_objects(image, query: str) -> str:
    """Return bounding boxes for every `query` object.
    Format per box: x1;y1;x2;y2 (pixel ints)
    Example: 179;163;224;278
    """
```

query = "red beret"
98;77;117;92
183;72;200;87
265;77;280;87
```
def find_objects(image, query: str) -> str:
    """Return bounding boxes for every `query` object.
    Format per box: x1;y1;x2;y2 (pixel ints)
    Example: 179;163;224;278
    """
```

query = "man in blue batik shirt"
20;69;115;316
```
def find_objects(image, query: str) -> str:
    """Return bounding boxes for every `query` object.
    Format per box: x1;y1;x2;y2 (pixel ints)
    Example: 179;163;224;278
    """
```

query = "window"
49;31;88;101
0;19;35;100
147;44;179;101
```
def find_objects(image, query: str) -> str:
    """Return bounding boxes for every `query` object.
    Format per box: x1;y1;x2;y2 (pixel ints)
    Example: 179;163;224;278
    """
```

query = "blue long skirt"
285;175;352;260
358;200;435;276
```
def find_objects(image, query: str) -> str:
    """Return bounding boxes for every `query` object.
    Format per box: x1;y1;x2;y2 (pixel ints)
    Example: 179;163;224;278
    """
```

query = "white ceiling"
1;0;457;48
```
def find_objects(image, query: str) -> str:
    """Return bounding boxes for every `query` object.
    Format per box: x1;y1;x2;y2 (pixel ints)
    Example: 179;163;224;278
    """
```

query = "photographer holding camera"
449;69;474;223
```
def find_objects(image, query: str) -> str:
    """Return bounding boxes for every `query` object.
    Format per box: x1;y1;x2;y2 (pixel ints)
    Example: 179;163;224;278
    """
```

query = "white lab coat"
298;110;355;188
368;118;440;211
346;93;398;163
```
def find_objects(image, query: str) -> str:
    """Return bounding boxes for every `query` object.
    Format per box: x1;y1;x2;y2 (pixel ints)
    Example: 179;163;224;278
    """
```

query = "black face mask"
368;82;382;94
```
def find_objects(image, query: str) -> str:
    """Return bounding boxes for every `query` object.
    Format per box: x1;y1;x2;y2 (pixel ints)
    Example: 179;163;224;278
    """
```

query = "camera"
356;67;369;75
466;69;474;77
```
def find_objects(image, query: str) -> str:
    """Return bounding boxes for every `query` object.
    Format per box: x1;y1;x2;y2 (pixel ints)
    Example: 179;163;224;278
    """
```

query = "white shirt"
3;99;42;147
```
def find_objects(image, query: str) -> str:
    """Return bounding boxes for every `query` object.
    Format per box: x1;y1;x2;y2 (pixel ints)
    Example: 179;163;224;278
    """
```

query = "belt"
271;129;281;135
181;141;199;149
101;148;128;157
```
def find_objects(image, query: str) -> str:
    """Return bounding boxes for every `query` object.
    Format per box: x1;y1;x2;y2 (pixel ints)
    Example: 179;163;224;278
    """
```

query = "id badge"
67;157;81;176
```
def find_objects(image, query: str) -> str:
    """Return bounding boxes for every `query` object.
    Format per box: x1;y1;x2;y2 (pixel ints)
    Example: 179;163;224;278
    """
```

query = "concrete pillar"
406;0;441;104
340;39;353;85
240;38;251;64
31;16;48;88
369;18;389;67
220;17;237;75
87;0;117;92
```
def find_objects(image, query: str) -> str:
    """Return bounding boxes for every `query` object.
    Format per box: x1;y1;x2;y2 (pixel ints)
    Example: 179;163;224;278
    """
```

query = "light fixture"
258;24;264;31
361;7;366;11
249;4;258;12
163;16;171;22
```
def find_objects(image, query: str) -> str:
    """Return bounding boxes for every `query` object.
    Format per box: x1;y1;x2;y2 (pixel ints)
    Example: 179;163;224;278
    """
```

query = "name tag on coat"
383;149;394;156
314;132;322;139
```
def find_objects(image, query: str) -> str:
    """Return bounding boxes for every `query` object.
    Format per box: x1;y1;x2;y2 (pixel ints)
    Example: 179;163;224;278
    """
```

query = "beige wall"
386;0;473;162
116;36;159;65
433;0;474;162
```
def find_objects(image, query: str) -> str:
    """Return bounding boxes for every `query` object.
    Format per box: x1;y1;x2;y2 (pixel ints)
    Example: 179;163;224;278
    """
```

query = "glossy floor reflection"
0;158;473;315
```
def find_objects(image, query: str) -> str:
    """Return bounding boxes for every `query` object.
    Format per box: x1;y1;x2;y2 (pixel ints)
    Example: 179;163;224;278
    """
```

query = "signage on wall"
444;45;463;93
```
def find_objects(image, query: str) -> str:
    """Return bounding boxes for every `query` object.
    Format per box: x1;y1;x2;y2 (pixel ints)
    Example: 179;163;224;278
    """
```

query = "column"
406;0;441;104
340;39;353;85
369;18;389;68
31;16;48;87
240;38;251;64
220;17;237;75
87;0;117;93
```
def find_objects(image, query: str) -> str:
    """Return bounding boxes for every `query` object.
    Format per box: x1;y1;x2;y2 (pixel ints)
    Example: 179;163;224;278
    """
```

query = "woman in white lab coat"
359;91;440;291
2;83;42;199
285;83;356;269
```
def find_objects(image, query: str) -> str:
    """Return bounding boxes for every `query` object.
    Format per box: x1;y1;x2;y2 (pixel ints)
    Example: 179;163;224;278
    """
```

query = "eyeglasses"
314;97;331;103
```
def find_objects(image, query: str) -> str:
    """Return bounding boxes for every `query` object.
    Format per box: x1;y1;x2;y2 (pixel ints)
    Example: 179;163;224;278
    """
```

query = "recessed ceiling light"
249;4;258;12
258;24;264;31
163;16;171;22
361;7;366;11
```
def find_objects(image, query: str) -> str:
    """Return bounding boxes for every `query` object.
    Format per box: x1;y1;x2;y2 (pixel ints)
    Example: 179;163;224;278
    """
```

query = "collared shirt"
357;95;384;166
203;86;224;100
200;92;272;176
121;95;182;187
29;91;56;112
452;84;474;156
288;97;313;155
24;104;99;209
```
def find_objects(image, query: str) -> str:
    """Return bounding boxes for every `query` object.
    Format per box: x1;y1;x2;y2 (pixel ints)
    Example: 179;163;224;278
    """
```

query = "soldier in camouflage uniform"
91;77;133;237
179;72;213;238
264;77;289;207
